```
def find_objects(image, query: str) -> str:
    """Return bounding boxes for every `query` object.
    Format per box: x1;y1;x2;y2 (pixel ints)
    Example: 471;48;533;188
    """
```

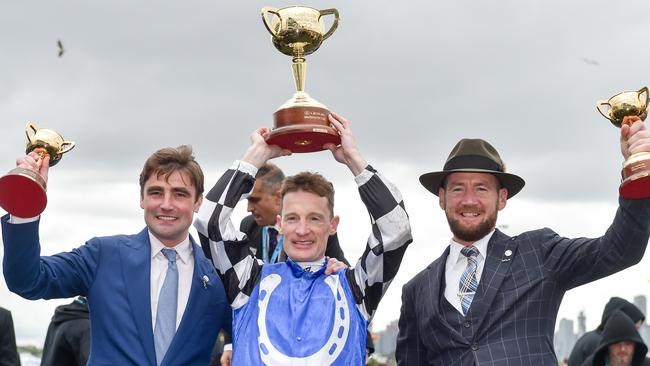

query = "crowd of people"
2;113;650;365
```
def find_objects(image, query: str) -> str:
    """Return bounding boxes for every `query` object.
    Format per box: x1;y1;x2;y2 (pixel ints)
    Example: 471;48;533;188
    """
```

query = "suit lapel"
161;237;213;366
470;229;517;332
426;247;467;345
120;228;156;366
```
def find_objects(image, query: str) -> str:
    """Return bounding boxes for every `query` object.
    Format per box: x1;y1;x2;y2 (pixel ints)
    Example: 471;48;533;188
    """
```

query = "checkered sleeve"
194;160;263;309
344;165;413;321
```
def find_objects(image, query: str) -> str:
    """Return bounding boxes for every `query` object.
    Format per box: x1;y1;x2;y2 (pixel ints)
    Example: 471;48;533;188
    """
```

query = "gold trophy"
0;122;75;217
261;6;340;153
597;86;650;198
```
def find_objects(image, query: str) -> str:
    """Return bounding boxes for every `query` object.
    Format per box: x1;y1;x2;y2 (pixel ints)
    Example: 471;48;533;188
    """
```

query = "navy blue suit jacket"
396;198;650;365
2;215;231;366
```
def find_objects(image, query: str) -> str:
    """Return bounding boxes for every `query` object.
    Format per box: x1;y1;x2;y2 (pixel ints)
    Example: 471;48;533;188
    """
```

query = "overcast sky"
1;0;650;346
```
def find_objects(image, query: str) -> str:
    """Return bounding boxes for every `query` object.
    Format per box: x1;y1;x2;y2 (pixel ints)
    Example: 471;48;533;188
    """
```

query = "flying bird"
57;39;64;57
579;57;599;66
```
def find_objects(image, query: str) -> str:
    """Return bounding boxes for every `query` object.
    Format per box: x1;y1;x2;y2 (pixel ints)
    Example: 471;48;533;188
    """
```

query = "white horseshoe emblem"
257;274;350;365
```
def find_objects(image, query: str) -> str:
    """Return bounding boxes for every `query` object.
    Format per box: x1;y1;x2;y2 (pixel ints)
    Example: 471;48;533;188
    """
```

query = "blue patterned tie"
154;248;178;365
459;246;479;316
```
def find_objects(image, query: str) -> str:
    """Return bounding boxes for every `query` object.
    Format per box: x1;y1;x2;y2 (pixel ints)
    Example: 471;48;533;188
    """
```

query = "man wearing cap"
396;118;650;365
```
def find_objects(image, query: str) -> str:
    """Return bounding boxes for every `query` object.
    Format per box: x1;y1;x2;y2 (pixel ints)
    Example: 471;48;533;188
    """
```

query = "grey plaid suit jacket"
396;198;650;366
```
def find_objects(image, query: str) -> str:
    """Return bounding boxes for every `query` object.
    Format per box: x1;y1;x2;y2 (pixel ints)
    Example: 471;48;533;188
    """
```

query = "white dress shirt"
444;230;494;314
149;232;194;331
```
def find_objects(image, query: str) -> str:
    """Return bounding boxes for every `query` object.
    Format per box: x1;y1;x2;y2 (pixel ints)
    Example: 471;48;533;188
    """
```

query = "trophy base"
269;106;341;153
620;152;650;199
0;168;47;217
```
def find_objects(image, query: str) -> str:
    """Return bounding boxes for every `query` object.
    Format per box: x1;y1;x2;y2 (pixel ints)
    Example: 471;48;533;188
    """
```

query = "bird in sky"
57;39;64;58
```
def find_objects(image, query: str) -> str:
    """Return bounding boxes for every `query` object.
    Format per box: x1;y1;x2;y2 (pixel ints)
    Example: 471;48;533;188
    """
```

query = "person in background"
570;297;645;366
581;310;650;366
0;306;20;366
41;296;90;366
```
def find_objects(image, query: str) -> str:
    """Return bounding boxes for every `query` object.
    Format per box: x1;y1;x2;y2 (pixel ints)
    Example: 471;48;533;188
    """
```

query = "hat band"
444;155;503;172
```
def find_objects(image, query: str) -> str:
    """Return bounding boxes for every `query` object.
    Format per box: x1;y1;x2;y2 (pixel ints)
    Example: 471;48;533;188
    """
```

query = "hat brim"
419;169;525;199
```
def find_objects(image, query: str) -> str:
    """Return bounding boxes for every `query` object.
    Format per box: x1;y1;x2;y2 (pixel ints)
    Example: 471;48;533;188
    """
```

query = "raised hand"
241;127;291;168
324;113;368;176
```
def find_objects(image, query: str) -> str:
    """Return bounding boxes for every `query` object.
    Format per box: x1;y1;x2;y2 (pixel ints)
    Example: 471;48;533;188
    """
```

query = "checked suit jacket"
396;197;650;366
2;215;231;366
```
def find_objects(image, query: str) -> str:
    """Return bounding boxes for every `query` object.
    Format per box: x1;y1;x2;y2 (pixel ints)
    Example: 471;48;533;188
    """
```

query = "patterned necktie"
154;248;178;365
459;246;479;316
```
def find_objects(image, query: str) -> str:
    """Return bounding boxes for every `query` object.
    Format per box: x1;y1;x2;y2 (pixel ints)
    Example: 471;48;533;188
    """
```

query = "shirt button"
471;343;479;351
296;337;302;342
464;321;471;328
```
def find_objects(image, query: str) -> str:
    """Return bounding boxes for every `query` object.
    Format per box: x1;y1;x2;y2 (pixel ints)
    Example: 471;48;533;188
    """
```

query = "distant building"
375;319;399;356
635;295;650;346
554;318;577;361
634;295;647;318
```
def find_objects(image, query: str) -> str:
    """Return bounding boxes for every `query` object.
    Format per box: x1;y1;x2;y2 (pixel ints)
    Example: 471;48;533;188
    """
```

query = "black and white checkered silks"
194;160;413;321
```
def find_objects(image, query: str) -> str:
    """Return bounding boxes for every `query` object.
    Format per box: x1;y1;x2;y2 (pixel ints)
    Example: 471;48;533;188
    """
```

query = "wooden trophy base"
268;106;341;153
0;168;47;217
620;152;650;199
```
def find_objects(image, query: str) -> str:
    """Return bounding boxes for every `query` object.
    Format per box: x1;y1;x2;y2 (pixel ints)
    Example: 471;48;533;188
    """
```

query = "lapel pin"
202;275;210;289
501;249;513;262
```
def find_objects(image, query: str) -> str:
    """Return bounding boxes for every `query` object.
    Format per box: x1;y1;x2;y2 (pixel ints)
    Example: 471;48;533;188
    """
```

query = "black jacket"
581;310;650;366
41;297;90;366
570;297;645;366
0;307;20;366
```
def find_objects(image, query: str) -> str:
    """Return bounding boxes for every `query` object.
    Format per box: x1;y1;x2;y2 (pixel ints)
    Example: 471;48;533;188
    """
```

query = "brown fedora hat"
419;138;525;198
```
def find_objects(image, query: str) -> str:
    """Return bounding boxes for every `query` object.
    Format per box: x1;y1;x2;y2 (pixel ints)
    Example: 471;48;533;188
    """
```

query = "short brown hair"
139;145;204;201
281;172;334;215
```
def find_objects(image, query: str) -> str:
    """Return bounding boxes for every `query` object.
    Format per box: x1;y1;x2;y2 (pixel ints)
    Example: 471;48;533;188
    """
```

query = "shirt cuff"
232;160;258;177
9;215;39;224
223;343;233;351
354;164;375;186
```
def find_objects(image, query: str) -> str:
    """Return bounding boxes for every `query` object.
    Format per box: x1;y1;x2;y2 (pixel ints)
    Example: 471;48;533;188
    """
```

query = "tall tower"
577;311;586;337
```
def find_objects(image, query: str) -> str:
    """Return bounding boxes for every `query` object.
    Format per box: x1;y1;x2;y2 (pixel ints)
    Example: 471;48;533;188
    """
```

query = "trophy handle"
638;86;649;108
59;141;76;154
319;8;339;40
25;121;38;145
596;100;612;121
261;7;281;38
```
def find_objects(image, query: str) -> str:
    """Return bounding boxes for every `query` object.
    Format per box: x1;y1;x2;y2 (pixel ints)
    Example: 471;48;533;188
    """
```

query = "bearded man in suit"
396;117;650;365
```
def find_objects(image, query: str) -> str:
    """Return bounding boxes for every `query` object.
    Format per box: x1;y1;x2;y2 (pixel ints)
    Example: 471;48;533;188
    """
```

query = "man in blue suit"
396;118;650;365
2;145;231;366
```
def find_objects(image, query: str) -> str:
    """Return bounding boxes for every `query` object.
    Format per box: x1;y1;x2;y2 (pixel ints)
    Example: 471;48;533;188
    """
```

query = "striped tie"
459;246;479;316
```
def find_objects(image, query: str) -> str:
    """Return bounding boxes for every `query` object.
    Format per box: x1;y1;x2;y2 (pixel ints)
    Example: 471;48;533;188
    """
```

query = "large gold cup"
0;122;75;217
262;6;340;153
597;87;650;198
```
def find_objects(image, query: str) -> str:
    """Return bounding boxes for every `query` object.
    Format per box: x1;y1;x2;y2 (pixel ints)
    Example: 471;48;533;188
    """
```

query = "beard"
445;205;498;243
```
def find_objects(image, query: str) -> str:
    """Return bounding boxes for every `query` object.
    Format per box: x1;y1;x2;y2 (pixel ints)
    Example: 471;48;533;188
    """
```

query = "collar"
286;258;327;278
148;231;192;264
448;229;494;265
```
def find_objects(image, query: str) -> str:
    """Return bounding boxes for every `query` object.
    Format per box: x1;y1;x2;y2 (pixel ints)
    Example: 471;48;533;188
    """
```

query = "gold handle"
596;100;612;121
25;121;38;144
638;86;649;108
59;141;76;154
319;8;339;41
261;7;281;38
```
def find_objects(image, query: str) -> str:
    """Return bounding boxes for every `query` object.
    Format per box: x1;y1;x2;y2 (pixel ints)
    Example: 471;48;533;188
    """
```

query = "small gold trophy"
261;6;340;153
597;86;650;198
0;122;75;217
